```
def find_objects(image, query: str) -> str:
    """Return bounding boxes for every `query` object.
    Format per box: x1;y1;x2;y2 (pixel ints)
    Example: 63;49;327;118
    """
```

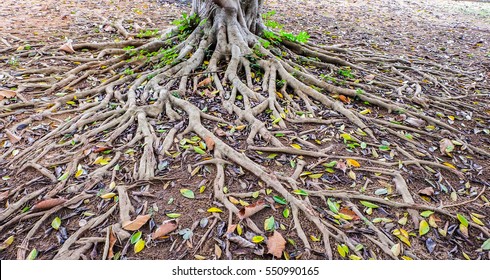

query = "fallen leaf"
267;231;286;258
0;90;16;101
426;238;436;254
180;189;195;199
5;129;21;144
336;161;347;173
338;95;351;104
264;216;275;231
252;235;264;243
238;200;267;219
59;41;75;54
439;138;454;155
51;217;61;230
346;158;361;168
152;220;178;239
122;214;151;231
108;227;117;259
405;117;426;128
418;187;434;197
204;136;215;151
197;77;212;88
134;239;145;253
207;207;223;213
419;220;430;236
31;198;67;212
0;236;14;251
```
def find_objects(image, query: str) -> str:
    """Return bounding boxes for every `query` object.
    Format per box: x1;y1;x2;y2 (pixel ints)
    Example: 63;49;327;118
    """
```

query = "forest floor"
0;0;489;260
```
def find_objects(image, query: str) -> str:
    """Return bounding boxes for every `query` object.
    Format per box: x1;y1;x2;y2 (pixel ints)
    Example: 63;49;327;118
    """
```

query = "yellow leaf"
290;144;302;150
419;220;430;236
194;255;206;260
310;235;321;242
443;162;456;169
235;125;247;131
75;169;84;178
134;239;145;253
471;215;484;226
228;196;239;205
100;193;116;199
0;236;14;251
276;91;283;99
237;224;243;235
348;170;356;180
346;159;361;168
207;207;223;213
359;108;371;115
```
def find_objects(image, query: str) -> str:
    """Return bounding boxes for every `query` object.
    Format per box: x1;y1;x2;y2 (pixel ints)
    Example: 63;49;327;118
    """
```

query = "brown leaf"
418;187;434;197
226;224;237;234
336;161;347;173
0;190;9;202
405;117;426;128
439;138;454;155
339;207;359;221
338;95;351;104
364;74;375;82
237;200;267;219
267;230;286;258
197;77;212;88
32;198;67;212
122;214;151;231
5;129;21;144
204;136;215;151
226;233;255;248
151;220;178;239
59;41;75;54
0;90;16;101
108;226;117;259
214;128;226;137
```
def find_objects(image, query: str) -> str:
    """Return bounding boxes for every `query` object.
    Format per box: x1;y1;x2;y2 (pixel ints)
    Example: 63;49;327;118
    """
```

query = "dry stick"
441;186;487;209
193;216;218;255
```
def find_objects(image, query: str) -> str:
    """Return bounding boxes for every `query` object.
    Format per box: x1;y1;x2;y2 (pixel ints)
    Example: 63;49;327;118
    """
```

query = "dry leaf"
339;207;359;221
364;74;375;81
237;200;267;219
418;187;434;197
197;77;212;88
336;161;347;173
59;41;75;54
439;138;454;155
267;231;286;258
338;95;351;104
346;158;361;168
0;90;16;101
122;214;151;231
108;227;117;259
5;129;21;144
151;220;178;239
0;190;9;202
405;117;426;128
32;198;67;212
204;136;215;151
226;224;237;234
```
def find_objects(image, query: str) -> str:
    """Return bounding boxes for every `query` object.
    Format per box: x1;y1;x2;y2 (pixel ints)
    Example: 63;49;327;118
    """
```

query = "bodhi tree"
1;0;489;260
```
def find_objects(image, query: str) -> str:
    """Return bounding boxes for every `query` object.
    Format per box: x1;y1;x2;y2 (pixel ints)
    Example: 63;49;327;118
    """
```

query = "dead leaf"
214;128;226;137
204;136;215;151
122;214;151;231
0;90;16;101
237;200;267;219
32;198;67;212
151;220;178;239
108;227;117;259
338;95;351;104
0;190;9;202
226;224;237;234
439;138;454;156
5;129;21;144
418;187;434;197
59;41;75;54
339;207;359;221
197;77;212;88
364;74;375;81
267;230;286;258
336;161;347;173
405;117;426;128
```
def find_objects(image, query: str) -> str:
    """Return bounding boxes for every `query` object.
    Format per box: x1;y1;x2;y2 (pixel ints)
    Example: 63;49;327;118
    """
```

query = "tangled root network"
0;0;489;260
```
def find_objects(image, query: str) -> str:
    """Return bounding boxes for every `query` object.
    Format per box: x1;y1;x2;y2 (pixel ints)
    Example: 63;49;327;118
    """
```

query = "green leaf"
323;161;337;168
273;196;287;205
264;216;275;231
327;198;339;214
337;244;347;258
130;231;142;244
252;191;260;198
420;211;434;218
51;217;61;230
482;239;490;250
193;146;206;155
419;220;430;236
180;188;195;199
27;248;38;260
457;214;469;227
360;201;379;209
292;189;308;196
166;213;181;218
379;145;390;151
57;172;69;181
283;208;290;218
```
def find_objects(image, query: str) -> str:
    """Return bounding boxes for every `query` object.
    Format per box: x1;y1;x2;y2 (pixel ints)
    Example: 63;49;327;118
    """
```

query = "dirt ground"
0;0;489;260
